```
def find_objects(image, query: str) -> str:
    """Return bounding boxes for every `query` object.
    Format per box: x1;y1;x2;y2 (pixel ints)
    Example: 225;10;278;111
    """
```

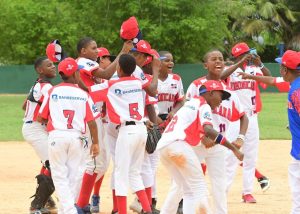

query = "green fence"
0;63;281;93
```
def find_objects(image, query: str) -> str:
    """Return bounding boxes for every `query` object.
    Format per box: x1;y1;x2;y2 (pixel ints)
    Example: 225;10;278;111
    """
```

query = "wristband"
259;63;264;69
215;133;226;145
237;134;245;141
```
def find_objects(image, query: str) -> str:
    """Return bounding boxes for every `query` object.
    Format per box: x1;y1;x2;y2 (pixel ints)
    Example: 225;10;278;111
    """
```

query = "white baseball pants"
114;123;148;196
22;121;48;163
159;140;209;214
48;130;84;214
226;114;259;195
289;157;300;214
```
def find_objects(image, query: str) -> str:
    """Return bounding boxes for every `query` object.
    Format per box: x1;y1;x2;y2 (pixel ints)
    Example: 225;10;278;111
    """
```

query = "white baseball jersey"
225;65;263;113
23;80;52;122
186;76;245;134
157;97;213;150
39;83;99;133
157;73;184;114
77;57;100;87
89;76;146;124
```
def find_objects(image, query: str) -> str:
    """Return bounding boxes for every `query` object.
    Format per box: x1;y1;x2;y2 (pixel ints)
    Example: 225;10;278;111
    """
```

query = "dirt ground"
0;140;292;214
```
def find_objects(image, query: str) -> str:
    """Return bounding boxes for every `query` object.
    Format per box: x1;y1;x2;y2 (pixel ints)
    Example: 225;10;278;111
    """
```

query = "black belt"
125;121;136;126
25;121;33;124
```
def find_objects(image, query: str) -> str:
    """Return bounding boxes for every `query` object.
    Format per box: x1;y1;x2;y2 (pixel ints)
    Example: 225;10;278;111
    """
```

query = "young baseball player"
75;38;134;213
38;57;100;214
157;80;243;214
129;49;164;214
185;49;248;214
88;47;114;213
22;56;57;214
221;42;271;203
89;54;153;214
275;50;300;214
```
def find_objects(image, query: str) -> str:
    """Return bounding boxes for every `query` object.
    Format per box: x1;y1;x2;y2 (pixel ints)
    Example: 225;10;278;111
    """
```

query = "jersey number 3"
129;103;142;120
63;110;75;129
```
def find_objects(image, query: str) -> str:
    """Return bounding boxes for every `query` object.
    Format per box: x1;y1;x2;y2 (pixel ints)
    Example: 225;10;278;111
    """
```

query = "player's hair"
159;51;171;57
34;56;48;71
59;72;69;81
119;54;136;76
77;37;95;53
129;50;148;58
203;49;222;62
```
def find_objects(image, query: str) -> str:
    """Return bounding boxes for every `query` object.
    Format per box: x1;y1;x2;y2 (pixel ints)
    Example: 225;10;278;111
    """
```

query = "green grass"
0;94;26;141
0;93;291;141
258;93;291;140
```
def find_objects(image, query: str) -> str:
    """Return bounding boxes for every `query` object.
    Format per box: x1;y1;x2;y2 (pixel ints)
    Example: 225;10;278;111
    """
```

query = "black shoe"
177;199;183;214
151;198;160;213
258;176;270;192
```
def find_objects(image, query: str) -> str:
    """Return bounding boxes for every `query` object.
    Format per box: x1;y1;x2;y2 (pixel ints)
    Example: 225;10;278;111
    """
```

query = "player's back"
46;83;94;133
158;97;211;148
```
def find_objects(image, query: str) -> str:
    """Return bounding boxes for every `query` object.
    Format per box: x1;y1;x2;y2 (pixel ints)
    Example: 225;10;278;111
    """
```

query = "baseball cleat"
45;196;57;213
242;194;257;203
258;176;270;192
29;207;50;214
75;204;91;214
90;195;100;213
129;197;142;213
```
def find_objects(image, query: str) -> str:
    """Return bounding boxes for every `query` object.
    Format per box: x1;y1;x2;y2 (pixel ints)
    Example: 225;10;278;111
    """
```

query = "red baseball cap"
120;16;140;40
97;47;117;62
46;40;63;62
131;40;152;55
58;58;83;77
199;80;231;100
231;42;250;58
143;49;167;66
275;50;300;70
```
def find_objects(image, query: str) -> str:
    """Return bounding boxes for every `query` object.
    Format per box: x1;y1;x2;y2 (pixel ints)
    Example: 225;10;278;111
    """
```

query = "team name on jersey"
230;81;255;90
212;105;232;120
158;93;176;102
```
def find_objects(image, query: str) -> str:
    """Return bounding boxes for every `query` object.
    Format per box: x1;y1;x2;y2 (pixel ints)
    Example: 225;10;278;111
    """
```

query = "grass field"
0;93;291;141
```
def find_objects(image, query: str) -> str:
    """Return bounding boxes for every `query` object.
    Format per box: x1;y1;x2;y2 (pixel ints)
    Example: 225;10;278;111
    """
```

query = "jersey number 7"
63;110;75;129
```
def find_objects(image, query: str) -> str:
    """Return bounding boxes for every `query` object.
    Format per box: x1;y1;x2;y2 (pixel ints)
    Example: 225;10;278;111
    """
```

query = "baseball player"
88;47;114;213
221;42;271;203
275;50;300;214
185;49;248;214
129;49;163;214
22;56;57;214
75;38;134;213
89;54;153;214
157;80;243;214
38;57;100;214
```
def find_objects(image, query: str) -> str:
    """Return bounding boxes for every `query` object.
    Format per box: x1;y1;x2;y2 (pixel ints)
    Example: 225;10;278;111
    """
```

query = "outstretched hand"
121;40;134;54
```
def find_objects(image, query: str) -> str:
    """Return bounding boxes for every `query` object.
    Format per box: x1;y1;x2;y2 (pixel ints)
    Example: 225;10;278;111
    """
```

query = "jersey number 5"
63;110;75;129
129;103;142;120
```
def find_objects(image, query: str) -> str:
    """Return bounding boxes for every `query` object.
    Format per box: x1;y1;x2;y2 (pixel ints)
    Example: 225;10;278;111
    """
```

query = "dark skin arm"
232;114;249;148
22;98;27;110
91;41;134;80
87;120;99;158
220;54;251;80
202;124;244;161
238;72;276;86
144;57;160;97
166;99;185;120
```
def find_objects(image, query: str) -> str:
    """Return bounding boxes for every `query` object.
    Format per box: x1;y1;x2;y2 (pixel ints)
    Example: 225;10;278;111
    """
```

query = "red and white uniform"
157;97;212;214
22;80;52;163
274;77;290;92
225;65;263;196
77;57;100;87
89;76;148;196
186;77;244;214
39;83;99;214
157;73;184;115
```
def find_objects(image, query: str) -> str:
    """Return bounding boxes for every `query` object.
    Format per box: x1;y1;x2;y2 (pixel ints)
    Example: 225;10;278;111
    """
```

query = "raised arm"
143;57;160;97
220;54;251;80
92;41;134;80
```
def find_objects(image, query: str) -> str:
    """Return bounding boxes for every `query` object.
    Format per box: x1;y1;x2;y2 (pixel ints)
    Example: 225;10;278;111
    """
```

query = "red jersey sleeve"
89;82;109;103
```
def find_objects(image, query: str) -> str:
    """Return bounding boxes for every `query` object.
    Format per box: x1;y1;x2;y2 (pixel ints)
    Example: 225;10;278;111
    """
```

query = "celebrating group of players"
22;16;300;214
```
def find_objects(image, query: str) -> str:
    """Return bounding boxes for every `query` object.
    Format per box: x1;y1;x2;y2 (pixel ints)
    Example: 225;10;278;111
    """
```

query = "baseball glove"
146;125;162;154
